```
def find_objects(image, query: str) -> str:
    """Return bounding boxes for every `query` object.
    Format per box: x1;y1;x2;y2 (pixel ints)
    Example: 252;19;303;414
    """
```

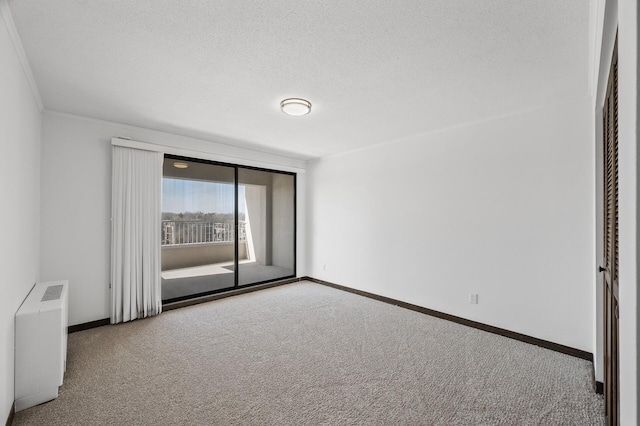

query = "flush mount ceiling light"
173;162;189;169
281;98;311;116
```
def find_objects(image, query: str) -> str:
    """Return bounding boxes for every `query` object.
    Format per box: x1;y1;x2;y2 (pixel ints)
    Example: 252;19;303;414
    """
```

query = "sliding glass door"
161;158;236;302
161;155;295;303
238;169;295;286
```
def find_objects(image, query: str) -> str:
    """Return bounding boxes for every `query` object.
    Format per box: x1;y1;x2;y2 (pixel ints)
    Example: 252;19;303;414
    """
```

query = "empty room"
1;0;638;425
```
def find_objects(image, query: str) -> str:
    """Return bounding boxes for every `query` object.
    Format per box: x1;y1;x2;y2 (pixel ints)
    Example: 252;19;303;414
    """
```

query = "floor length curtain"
111;145;163;324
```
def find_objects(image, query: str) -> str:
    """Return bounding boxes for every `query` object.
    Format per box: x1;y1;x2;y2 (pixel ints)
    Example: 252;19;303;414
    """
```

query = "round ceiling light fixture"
173;162;189;169
281;98;311;116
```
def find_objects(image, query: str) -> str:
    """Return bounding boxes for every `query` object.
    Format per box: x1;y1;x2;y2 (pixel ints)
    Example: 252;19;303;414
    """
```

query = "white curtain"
111;145;163;324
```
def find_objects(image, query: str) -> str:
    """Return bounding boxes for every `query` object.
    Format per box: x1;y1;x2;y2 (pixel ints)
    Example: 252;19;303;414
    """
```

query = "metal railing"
162;221;246;246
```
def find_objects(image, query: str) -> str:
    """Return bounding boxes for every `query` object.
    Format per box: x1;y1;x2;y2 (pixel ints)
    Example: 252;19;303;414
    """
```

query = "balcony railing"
162;221;246;246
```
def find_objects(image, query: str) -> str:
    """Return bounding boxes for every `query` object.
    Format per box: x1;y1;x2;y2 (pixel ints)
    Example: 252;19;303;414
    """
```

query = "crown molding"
43;110;307;171
0;0;43;111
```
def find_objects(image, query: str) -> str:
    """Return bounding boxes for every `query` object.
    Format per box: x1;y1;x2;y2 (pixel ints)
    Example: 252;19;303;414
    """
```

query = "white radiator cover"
15;280;69;412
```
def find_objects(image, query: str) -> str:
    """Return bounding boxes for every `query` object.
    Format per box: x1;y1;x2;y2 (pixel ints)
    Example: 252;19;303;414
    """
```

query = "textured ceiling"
8;1;590;160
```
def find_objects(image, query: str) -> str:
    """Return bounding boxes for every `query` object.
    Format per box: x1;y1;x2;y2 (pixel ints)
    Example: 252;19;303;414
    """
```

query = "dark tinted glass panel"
161;158;235;302
237;169;295;286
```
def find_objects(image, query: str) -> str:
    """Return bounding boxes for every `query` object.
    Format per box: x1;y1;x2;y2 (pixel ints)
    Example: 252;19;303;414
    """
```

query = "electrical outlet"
469;293;479;304
323;264;327;271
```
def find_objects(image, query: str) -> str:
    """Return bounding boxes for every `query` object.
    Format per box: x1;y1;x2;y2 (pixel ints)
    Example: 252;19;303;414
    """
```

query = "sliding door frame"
162;153;297;303
234;166;239;289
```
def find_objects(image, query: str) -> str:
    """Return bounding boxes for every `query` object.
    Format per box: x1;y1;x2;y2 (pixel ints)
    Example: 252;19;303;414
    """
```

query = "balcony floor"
161;260;293;301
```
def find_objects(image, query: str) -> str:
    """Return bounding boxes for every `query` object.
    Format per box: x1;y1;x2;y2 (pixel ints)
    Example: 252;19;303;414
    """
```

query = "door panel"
601;36;619;426
161;157;236;302
237;168;295;286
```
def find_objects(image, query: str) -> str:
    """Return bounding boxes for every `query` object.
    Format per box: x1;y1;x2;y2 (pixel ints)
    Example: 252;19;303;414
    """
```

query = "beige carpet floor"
13;281;604;425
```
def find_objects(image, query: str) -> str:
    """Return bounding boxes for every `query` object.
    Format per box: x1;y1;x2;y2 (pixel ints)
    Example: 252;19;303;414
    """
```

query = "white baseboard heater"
15;280;69;412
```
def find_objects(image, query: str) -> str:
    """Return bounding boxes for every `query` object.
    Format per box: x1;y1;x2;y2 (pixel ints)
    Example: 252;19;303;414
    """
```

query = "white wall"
307;98;595;352
40;112;306;326
0;8;42;423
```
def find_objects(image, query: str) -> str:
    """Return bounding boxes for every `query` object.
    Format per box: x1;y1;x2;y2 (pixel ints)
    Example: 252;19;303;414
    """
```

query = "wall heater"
15;280;69;412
